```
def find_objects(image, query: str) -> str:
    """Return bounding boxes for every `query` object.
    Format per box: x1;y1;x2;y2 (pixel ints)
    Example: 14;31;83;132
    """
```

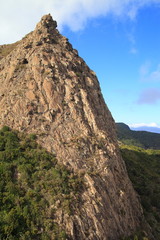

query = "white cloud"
140;61;151;77
149;64;160;81
140;62;160;82
130;47;138;54
127;26;139;54
1;0;160;44
129;122;160;128
129;122;160;133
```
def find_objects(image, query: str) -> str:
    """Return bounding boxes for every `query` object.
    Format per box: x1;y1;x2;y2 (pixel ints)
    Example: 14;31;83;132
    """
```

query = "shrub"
0;126;83;239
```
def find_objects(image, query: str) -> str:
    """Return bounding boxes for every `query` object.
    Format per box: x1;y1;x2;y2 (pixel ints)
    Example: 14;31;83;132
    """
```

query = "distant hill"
116;122;160;149
116;123;160;238
130;126;160;134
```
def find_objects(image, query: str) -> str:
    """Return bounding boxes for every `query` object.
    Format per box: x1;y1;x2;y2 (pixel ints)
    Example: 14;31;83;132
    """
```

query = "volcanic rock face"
0;14;145;239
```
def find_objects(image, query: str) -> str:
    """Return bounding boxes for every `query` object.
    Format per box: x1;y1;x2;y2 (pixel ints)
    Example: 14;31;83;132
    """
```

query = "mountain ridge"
130;125;160;134
0;14;151;239
116;122;160;150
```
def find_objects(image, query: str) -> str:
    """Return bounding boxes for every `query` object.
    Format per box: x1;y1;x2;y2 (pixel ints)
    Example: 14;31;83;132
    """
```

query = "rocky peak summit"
0;14;151;239
36;14;57;30
34;14;58;41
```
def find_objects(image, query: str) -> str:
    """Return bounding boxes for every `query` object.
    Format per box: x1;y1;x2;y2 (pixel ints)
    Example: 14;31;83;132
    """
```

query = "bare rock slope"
0;14;147;239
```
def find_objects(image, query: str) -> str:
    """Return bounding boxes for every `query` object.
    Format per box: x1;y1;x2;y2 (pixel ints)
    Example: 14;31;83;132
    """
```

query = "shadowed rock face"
0;14;146;239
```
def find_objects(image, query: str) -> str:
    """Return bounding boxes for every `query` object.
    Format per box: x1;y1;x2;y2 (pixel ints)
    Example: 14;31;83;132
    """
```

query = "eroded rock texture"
0;14;147;239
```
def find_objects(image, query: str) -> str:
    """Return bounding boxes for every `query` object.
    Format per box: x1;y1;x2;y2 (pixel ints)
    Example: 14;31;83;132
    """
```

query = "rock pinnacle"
0;14;148;240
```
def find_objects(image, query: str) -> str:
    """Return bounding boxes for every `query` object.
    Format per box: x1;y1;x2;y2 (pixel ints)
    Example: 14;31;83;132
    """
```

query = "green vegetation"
120;144;160;240
1;124;159;239
116;123;160;150
0;126;83;239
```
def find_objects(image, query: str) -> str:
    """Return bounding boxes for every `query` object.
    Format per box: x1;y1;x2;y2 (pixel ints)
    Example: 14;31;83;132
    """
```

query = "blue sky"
0;0;160;129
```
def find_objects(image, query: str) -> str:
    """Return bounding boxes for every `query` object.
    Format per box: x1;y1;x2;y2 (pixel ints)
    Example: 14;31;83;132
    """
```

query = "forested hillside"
121;145;160;240
0;126;82;239
1;125;159;239
116;123;160;149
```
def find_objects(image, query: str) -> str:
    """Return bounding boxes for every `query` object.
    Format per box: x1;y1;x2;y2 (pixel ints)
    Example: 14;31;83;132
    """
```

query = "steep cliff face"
0;14;147;239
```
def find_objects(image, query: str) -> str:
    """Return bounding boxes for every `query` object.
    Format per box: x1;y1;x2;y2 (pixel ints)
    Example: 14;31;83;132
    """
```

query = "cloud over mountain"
1;0;160;43
129;122;160;129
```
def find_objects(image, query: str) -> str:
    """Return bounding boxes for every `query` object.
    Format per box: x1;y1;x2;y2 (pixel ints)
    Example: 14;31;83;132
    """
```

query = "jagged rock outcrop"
0;14;149;239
